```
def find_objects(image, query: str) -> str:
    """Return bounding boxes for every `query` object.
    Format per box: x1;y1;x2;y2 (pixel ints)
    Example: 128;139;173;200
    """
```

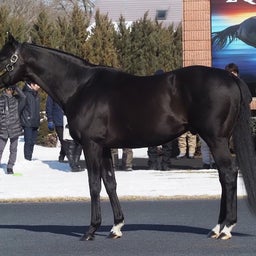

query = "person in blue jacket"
46;96;66;162
46;96;83;172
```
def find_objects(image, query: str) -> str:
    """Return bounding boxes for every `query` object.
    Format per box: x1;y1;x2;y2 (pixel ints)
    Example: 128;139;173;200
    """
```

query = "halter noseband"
5;54;19;72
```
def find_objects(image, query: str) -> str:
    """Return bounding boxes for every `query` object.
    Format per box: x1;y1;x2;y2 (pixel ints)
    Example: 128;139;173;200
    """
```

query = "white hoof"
208;224;220;239
108;221;125;239
208;224;235;240
218;225;235;240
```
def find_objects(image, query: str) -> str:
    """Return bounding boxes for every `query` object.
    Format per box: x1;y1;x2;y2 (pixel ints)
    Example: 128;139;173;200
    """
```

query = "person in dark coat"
20;82;40;161
46;96;66;162
0;85;26;174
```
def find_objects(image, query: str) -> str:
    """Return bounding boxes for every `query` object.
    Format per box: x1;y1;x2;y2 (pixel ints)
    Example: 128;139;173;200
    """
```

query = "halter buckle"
6;64;14;72
10;54;18;63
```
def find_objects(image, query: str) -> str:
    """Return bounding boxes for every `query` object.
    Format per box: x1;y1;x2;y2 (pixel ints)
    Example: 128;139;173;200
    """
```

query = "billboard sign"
211;0;256;94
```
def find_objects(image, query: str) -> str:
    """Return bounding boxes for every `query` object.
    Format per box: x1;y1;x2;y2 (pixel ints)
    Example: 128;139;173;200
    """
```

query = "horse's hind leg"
101;148;125;239
207;138;238;240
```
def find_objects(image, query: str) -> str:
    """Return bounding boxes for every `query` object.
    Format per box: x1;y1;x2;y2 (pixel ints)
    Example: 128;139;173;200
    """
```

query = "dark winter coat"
46;96;64;127
20;83;40;128
0;87;26;139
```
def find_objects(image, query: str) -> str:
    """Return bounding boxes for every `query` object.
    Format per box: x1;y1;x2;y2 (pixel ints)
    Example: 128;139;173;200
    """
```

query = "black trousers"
55;126;66;157
147;141;172;169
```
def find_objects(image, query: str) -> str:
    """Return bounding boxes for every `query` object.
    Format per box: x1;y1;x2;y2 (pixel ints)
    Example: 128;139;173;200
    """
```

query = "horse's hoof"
207;230;219;239
218;232;231;240
217;225;234;240
109;221;124;239
107;232;122;239
80;233;95;241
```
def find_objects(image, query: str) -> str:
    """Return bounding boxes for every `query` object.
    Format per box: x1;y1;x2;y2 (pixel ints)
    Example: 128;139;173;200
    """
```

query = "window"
156;10;168;20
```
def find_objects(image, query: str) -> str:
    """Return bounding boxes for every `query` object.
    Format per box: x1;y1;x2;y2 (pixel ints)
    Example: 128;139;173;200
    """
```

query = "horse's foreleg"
207;139;238;240
80;168;102;241
101;148;125;239
80;142;103;241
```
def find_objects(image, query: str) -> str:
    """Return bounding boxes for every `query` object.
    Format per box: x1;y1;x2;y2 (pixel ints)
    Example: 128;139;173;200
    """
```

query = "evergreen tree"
124;12;161;75
152;22;182;72
55;4;89;57
171;23;182;69
69;4;90;56
114;13;182;75
30;10;58;47
83;10;119;67
0;5;28;46
0;6;10;46
55;16;71;51
29;10;58;144
114;15;132;72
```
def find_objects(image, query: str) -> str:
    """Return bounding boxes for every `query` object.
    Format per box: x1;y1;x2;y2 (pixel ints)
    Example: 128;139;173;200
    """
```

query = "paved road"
0;200;255;256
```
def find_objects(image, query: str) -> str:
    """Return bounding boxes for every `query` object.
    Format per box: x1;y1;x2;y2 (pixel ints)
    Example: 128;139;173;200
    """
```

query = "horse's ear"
6;32;18;45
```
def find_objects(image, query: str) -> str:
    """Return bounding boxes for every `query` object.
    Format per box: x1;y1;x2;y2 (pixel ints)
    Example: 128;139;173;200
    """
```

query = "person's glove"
48;121;55;131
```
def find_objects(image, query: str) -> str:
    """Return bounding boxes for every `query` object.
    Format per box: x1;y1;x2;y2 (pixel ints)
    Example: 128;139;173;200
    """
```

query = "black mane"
23;42;95;67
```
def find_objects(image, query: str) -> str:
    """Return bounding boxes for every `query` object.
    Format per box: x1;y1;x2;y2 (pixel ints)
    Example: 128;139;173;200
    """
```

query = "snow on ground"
0;137;247;201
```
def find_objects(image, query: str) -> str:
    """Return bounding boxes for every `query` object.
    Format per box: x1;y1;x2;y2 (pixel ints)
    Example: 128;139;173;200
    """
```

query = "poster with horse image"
211;0;256;95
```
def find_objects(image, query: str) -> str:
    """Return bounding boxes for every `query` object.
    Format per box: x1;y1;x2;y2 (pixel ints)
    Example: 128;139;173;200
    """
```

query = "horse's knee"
102;170;118;194
89;180;101;198
105;180;117;195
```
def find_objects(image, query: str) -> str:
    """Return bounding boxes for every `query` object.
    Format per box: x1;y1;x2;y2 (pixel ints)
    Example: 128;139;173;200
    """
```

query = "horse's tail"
212;24;240;50
233;78;256;214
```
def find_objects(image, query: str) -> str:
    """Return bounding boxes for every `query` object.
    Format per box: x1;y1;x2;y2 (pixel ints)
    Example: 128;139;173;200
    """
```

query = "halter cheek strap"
5;53;19;72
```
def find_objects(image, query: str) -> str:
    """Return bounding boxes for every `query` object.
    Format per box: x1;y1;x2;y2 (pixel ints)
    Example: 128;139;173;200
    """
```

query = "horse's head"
0;33;24;88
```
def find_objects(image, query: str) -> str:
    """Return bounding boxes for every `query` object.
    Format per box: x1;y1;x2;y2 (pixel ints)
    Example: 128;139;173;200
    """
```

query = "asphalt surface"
0;199;255;256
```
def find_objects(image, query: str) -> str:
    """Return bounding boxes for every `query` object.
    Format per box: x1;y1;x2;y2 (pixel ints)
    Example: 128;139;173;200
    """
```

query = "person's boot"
59;147;66;162
161;142;172;171
112;153;119;171
64;140;84;172
121;152;132;171
58;154;65;162
72;144;84;172
147;146;159;170
7;168;14;174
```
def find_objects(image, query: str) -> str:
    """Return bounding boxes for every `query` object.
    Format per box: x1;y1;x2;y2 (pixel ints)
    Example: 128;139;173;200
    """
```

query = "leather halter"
5;54;19;71
0;53;19;75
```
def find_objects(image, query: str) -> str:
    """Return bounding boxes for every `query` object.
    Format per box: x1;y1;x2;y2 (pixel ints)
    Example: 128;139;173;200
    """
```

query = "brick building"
182;0;211;67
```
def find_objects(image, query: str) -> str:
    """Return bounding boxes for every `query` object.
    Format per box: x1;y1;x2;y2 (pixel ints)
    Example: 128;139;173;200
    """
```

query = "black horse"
0;34;256;241
212;16;256;49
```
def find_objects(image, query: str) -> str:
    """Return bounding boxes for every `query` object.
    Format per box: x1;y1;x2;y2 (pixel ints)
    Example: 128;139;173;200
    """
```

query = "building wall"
182;0;211;67
93;0;182;28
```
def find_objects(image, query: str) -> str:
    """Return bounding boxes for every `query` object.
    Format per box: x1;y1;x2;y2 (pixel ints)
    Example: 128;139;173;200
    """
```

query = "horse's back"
70;65;241;148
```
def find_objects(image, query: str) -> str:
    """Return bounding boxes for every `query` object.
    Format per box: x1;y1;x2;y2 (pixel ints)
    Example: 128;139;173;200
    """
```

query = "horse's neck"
22;44;88;107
